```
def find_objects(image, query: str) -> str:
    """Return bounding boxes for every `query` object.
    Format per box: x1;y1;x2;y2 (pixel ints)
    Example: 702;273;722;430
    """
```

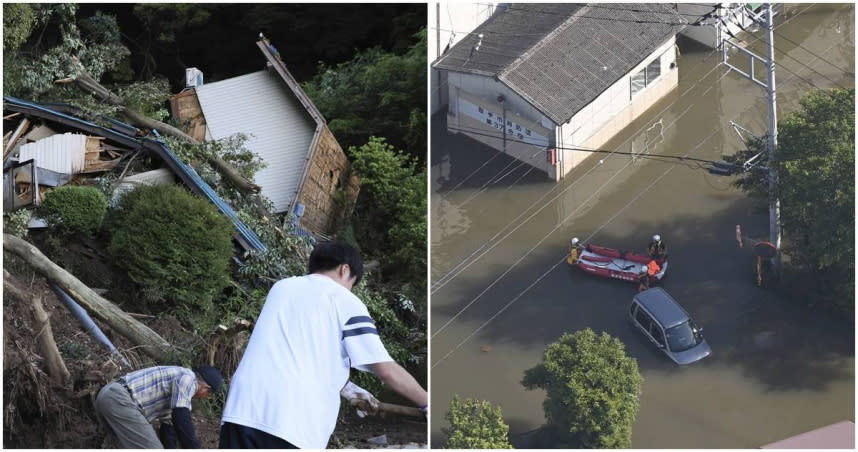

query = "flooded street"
429;4;854;448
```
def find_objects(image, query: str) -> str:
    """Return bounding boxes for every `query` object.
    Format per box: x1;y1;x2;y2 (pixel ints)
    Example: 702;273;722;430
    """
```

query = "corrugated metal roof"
433;3;688;124
18;133;87;174
194;70;315;214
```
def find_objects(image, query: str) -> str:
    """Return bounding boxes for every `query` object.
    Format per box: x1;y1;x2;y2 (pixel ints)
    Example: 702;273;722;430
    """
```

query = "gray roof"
635;287;689;329
433;3;688;124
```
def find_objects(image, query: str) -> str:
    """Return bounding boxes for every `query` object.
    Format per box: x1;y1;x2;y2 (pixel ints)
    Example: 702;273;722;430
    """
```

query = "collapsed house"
2;97;266;252
170;37;360;237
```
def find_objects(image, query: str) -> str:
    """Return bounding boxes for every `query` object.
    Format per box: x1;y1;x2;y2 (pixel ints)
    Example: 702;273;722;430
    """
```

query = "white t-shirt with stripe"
221;274;393;448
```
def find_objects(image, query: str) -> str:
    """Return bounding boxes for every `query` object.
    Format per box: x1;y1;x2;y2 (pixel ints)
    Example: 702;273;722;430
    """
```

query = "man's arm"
170;407;201;449
367;361;427;407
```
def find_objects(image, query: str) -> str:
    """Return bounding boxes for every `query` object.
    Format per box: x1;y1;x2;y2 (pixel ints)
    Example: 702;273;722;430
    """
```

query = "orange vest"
647;260;660;276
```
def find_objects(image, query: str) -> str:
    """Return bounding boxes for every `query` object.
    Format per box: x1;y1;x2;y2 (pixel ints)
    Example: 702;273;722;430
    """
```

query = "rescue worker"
637;265;651;293
568;237;583;264
648;234;667;260
647;259;661;277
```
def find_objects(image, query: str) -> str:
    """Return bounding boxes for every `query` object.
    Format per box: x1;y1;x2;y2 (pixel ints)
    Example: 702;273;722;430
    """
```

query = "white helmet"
641;266;648;273
570;237;579;246
653;234;661;241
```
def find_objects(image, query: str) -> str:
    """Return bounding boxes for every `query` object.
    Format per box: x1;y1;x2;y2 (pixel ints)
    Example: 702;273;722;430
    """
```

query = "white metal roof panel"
195;70;315;213
18;133;87;174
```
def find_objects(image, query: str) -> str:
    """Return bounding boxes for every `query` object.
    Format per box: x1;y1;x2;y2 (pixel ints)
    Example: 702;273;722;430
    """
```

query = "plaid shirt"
121;366;197;422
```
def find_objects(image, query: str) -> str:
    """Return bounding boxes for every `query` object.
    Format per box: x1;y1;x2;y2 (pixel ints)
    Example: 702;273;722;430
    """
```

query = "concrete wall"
295;125;359;236
679;3;759;48
446;74;556;179
558;37;679;178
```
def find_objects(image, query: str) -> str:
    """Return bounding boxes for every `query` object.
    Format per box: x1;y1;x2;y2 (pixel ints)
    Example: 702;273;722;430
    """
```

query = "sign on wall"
458;97;550;148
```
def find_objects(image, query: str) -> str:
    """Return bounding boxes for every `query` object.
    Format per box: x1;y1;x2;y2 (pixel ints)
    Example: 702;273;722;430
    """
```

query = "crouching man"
95;365;223;448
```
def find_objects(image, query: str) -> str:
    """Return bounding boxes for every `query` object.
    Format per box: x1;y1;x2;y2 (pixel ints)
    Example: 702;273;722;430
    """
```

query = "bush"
442;395;513;449
522;329;643;448
3;209;31;238
39;185;107;235
107;184;235;313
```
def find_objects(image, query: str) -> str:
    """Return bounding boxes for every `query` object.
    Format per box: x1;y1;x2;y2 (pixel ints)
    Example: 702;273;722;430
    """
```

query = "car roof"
634;287;690;328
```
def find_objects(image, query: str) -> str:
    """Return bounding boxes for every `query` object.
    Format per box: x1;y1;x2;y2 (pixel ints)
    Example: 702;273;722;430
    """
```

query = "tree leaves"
522;329;643;448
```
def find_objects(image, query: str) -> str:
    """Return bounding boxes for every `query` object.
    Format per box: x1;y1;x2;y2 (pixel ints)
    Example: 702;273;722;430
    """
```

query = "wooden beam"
4;270;71;386
4;118;31;161
3;234;175;361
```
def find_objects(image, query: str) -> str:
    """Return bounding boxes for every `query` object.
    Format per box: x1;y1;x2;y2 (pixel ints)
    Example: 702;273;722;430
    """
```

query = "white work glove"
340;381;380;418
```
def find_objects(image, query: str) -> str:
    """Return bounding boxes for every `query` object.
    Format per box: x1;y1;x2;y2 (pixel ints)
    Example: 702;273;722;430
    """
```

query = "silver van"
629;287;711;365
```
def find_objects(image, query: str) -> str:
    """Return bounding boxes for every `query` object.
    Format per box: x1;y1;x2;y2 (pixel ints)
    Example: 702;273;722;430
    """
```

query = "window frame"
630;50;667;99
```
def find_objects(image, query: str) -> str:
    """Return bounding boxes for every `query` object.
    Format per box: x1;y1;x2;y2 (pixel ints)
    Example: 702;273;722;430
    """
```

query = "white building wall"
195;70;316;213
430;2;502;114
558;37;678;178
678;3;760;48
446;72;556;179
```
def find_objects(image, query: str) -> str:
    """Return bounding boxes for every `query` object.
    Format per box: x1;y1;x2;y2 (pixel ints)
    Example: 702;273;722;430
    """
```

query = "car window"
665;321;698;352
634;307;652;331
650;324;665;347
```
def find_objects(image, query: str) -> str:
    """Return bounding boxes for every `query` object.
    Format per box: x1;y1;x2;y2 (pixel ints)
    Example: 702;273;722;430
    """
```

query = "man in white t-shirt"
219;241;428;448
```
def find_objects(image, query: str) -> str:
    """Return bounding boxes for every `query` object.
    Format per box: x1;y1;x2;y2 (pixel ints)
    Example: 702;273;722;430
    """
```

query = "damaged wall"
169;90;208;142
295;125;359;237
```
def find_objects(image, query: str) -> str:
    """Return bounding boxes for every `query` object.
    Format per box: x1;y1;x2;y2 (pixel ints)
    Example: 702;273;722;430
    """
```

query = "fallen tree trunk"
68;67;261;194
3;234;175;361
4;271;71;386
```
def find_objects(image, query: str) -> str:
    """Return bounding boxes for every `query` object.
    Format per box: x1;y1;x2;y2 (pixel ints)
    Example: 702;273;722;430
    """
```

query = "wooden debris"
3;234;176;362
4;118;31;161
3;271;71;386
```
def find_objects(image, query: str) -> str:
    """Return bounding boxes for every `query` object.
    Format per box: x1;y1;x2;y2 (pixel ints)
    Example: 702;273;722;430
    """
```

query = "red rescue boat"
568;243;667;283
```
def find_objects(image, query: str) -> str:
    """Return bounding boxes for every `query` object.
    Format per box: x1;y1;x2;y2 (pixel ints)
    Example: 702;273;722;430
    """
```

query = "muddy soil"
3;244;425;448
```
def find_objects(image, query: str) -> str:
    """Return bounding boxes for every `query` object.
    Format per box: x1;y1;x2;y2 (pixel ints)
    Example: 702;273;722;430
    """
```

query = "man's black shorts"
219;422;298;449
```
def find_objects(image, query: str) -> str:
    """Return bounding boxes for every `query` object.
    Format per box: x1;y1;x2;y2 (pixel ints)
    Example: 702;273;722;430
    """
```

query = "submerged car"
629;287;711;365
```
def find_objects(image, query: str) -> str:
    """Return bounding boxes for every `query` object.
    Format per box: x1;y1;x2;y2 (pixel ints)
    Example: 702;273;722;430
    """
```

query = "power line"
773;28;854;76
432;60;733;291
431;127;722;367
503;4;691;28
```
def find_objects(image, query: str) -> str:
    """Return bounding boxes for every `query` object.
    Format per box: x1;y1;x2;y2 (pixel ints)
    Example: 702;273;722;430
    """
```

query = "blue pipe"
49;283;131;367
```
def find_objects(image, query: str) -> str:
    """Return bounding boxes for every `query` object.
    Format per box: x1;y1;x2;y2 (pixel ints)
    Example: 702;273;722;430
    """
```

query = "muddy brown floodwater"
430;4;854;448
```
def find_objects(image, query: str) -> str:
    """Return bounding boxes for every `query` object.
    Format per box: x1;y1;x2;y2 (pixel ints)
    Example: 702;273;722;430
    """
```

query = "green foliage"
442;395;513;449
7;4;130;100
3;210;31;238
132;4;213;44
39;186;107;236
349;137;427;301
3;3;37;53
302;28;426;162
107;184;235;314
522;329;643;448
116;78;172;122
726;88;855;315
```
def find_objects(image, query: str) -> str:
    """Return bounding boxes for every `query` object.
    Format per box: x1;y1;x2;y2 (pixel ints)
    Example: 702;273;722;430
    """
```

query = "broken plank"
4;112;21;120
80;157;122;173
4;118;31;161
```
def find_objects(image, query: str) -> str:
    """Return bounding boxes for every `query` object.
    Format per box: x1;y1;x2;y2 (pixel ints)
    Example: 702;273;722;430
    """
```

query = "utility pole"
764;4;781;271
722;3;781;273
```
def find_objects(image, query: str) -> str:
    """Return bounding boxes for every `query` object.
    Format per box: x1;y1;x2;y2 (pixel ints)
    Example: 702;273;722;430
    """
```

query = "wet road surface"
430;4;854;448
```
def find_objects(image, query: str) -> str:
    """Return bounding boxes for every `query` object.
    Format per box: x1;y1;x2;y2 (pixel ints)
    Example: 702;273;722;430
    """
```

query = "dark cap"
195;365;224;393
